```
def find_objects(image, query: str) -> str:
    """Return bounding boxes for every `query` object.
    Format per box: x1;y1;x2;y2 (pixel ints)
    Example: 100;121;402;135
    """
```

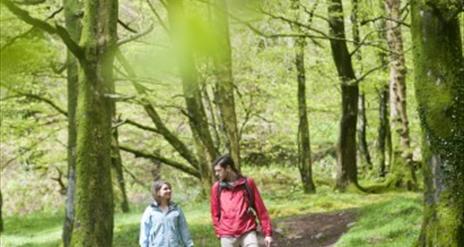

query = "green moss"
435;202;460;244
421;192;463;246
411;1;464;245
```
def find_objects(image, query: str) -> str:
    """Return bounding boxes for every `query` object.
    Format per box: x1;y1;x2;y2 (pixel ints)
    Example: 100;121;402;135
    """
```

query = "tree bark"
70;0;118;245
291;0;316;193
327;0;360;191
0;189;3;233
377;85;391;177
202;84;222;150
357;91;373;170
411;1;464;246
62;0;81;245
385;0;417;189
211;0;241;170
111;129;129;213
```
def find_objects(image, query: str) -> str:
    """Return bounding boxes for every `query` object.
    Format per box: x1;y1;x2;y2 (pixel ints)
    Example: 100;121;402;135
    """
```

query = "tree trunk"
385;0;417;189
211;0;241;170
411;1;464;246
291;0;316;193
351;0;372;171
357;92;373;170
327;0;360;191
62;0;81;245
202;84;222;151
376;85;391;177
70;0;118;245
109;55;129;213
372;3;393;178
167;0;216;188
0;189;3;233
111;129;129;213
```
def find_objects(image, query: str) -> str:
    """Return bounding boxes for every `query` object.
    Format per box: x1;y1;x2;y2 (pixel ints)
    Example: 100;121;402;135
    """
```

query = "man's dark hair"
212;154;239;174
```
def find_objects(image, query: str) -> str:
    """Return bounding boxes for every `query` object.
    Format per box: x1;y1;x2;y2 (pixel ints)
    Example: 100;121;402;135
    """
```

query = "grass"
0;191;422;247
1;212;62;247
336;195;422;247
1;165;423;246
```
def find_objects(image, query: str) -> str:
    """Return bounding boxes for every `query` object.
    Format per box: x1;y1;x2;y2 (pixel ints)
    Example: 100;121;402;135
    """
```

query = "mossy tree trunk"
70;0;118;245
211;0;241;170
62;0;81;245
327;0;360;191
411;1;464;246
167;0;216;190
291;0;316;194
1;2;117;243
385;0;417;189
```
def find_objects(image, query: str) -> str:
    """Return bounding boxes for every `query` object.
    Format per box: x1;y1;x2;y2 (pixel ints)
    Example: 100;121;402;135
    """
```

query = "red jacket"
210;177;272;237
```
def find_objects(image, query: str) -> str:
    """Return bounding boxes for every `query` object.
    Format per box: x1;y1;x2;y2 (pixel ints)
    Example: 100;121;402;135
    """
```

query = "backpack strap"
216;182;222;218
243;177;255;212
216;177;256;219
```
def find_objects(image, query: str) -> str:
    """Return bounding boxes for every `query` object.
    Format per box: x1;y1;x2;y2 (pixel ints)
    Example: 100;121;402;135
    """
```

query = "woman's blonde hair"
151;180;172;204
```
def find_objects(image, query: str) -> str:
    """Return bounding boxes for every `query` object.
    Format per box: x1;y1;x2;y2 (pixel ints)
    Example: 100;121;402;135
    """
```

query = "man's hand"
264;236;273;247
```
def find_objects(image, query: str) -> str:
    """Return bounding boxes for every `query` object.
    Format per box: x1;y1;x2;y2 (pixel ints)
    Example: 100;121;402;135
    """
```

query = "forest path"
260;209;357;247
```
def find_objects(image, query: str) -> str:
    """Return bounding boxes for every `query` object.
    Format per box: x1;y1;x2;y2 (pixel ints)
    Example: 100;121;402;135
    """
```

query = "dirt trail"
260;210;357;247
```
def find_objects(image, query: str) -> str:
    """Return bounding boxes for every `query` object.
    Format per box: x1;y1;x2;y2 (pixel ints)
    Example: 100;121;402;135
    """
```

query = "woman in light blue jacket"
139;180;194;247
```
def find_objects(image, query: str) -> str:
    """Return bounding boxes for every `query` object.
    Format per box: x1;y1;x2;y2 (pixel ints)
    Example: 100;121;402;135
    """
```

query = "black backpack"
216;177;256;218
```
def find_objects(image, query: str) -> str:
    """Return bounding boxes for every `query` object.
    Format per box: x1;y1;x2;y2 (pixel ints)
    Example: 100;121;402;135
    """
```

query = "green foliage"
0;0;436;245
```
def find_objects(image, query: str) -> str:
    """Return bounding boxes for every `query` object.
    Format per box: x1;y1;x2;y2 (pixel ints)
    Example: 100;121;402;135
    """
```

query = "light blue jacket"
139;202;194;247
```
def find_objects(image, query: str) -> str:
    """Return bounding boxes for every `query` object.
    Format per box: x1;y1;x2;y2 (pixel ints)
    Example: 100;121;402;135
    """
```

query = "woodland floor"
259;209;357;247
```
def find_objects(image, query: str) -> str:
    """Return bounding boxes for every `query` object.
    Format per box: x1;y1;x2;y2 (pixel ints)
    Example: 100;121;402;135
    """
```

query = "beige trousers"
220;231;259;247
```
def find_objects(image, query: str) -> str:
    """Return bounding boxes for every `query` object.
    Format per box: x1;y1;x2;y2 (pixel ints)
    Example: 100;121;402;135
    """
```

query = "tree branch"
145;0;169;33
19;92;68;117
51;166;67;195
1;6;63;51
259;7;330;39
119;145;200;178
118;19;138;33
1;0;84;61
115;49;200;169
121;164;149;190
121;119;161;134
354;64;387;84
13;0;45;5
222;5;387;52
117;22;154;47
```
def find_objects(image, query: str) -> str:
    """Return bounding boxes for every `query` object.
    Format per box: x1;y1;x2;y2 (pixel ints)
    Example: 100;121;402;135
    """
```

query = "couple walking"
139;154;273;247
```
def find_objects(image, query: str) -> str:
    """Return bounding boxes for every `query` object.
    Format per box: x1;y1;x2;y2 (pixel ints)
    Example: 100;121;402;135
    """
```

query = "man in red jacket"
210;154;273;247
